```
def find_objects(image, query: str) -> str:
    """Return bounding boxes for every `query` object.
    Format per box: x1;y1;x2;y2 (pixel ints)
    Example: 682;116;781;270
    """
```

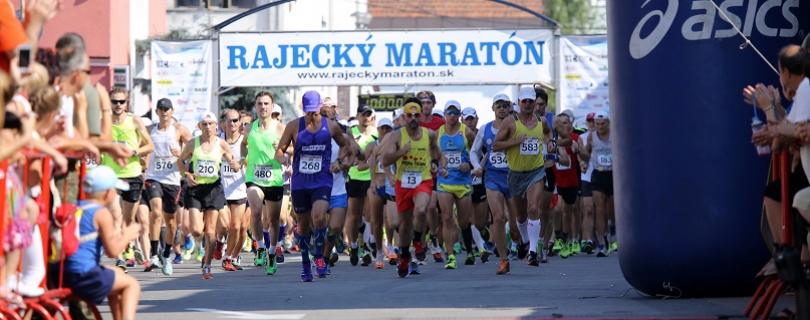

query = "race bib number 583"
520;138;540;156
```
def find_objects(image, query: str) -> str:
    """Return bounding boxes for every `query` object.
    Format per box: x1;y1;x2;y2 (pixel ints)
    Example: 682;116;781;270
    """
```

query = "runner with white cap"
585;110;613;257
176;111;241;279
364;117;396;269
471;93;517;274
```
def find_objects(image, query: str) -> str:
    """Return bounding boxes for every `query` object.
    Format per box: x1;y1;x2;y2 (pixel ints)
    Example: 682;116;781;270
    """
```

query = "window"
175;0;255;8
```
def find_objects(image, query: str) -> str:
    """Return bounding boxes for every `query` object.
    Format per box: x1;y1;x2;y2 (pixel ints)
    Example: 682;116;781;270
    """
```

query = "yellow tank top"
191;137;223;185
101;114;141;178
395;128;432;187
506;115;545;172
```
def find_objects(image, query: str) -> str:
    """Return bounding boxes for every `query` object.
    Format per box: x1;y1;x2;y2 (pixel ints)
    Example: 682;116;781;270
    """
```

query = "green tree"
544;0;592;34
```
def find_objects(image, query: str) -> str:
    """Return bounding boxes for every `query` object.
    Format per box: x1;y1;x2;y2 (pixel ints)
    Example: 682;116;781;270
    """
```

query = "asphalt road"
92;252;789;320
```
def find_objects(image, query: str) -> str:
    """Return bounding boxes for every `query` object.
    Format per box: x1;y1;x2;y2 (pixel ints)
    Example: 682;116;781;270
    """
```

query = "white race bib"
445;151;463;169
520;137;540;156
152;157;175;172
299;154;323;174
221;162;240;177
555;161;570;170
472;175;483;185
253;165;273;182
597;154;612;167
401;171;422;189
376;161;385;173
85;157;98;169
488;151;508;169
196;160;217;178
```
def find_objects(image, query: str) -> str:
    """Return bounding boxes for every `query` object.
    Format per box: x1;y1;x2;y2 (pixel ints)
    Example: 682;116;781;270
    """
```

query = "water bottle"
751;117;771;156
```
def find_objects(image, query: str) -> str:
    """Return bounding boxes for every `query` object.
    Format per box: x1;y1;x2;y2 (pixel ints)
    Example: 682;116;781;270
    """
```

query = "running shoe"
193;246;204;262
464;255;475;266
350;247;359;266
222;258;237;272
126;258;136;268
414;242;427;262
183;235;193;251
202;265;213;280
173;253;183;265
115;259;128;273
571;241;582;255
122;245;134;261
387;251;398;265
213;241;224;260
361;253;372;267
528;252;539;266
546;241;557;257
444;255;457;270
496;258;510;275
375;261;384;269
409;260;420;275
552;239;563;254
266;251;278;275
582;240;595;254
255;248;267;266
609;241;619;253
480;250;491;264
162;258;173;276
275;246;285;264
329;252;339;267
560;241;572;259
452;243;462;256
182;249;192;262
145;256;161;272
508;248;519;261
540;248;549;264
517;242;529;260
335;240;346;254
397;256;410;278
233;256;244;270
301;261;313;282
596;245;608;257
432;251;444;263
315;257;328;278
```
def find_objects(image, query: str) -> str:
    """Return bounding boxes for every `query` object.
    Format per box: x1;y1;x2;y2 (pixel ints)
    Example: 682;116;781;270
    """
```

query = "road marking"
185;308;305;320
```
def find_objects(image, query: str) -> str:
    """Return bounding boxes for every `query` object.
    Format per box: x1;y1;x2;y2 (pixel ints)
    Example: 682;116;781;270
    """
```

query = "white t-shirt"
786;79;810;182
60;94;75;138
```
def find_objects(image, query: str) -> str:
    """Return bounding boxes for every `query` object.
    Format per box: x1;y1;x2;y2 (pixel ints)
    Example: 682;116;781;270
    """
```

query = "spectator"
64;165;141;320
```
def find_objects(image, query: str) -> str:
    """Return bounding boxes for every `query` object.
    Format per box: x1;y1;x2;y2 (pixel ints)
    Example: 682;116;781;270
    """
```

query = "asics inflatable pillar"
608;0;810;296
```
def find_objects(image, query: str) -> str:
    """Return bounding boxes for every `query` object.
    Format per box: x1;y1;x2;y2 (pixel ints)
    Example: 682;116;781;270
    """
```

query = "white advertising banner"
219;29;554;86
557;36;609;128
151;40;214;131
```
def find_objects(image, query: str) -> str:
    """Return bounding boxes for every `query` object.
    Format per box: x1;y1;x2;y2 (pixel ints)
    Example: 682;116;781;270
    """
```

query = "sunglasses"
520;99;535;104
404;113;420;118
228;118;240;123
361;111;373;117
201;122;217;127
495;103;511;109
445;110;461;116
111;100;127;105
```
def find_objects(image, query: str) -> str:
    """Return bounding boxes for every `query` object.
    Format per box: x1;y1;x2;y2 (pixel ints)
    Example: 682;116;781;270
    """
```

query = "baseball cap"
560;109;574;119
595;110;609;120
357;105;374;115
461;107;477;119
518;87;536;101
377;117;393;128
493;93;510;103
403;102;421;114
197;111;217;123
84;166;129;193
444;100;461;111
272;103;282;115
302;90;321;113
156;98;173;109
393;108;404;119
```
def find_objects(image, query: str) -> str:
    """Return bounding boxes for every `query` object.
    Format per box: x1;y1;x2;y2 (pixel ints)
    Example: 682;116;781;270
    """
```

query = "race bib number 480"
401;171;422;189
253;165;273;182
299;154;323;174
520;138;540;156
196;160;217;178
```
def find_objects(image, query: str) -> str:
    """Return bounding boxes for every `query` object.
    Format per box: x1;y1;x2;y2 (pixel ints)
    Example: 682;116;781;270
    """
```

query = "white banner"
557;36;609;128
151;40;214;131
219;29;553;87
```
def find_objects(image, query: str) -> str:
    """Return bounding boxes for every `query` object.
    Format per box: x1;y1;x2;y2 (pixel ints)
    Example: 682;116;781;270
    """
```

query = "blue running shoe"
301;261;314;282
183;235;193;251
409;261;420;275
172;253;183;265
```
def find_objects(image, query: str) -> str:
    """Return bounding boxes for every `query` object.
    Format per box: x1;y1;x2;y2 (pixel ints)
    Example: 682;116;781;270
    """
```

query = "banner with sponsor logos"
151;40;214;131
219;29;553;87
557;35;608;128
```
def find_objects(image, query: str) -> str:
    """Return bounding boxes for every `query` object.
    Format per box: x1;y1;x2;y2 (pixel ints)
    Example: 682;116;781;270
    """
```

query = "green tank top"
506;115;545;172
190;137;223;185
101;114;141;178
348;130;378;181
245;120;284;187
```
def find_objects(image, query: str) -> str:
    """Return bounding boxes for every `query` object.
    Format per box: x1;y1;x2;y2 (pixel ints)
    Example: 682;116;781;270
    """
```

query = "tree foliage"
544;0;593;34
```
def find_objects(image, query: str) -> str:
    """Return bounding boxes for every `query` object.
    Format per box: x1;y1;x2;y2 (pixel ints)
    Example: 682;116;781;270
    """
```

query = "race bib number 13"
401;171;422;189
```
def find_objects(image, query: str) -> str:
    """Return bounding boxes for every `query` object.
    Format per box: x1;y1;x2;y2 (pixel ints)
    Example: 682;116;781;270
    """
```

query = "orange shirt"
0;1;28;73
